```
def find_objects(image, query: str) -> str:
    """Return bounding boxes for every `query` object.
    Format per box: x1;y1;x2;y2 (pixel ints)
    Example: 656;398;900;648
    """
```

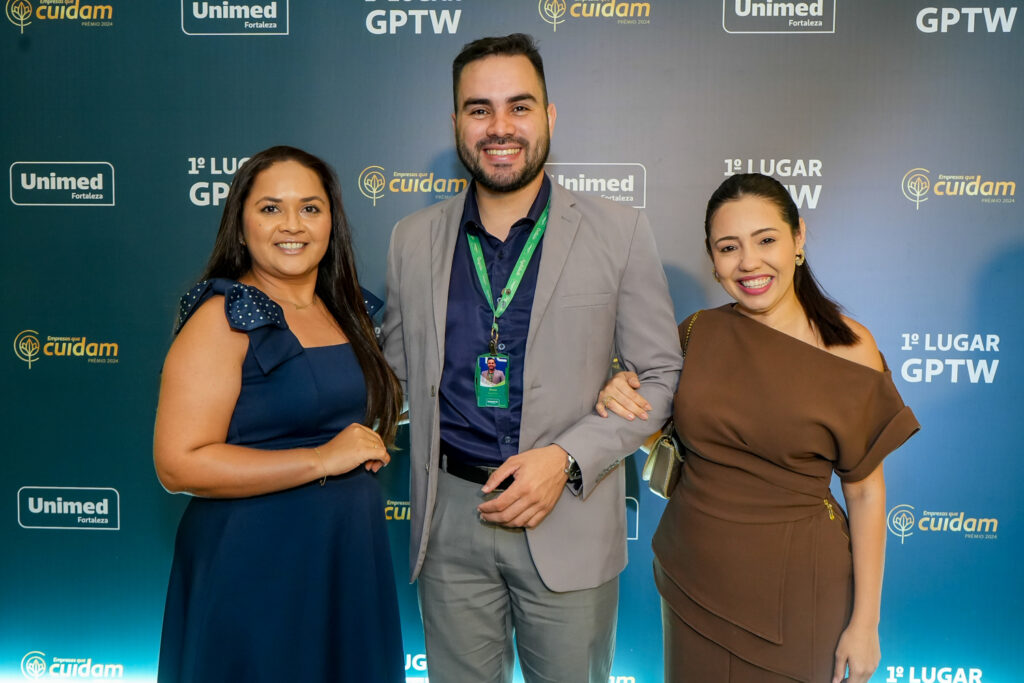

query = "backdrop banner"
2;2;1020;681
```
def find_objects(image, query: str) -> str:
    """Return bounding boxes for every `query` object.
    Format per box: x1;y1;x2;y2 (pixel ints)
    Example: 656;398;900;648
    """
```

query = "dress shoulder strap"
175;278;287;335
681;310;701;357
175;278;299;375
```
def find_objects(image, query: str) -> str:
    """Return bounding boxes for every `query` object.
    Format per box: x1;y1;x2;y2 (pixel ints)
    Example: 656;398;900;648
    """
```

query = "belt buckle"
440;454;513;491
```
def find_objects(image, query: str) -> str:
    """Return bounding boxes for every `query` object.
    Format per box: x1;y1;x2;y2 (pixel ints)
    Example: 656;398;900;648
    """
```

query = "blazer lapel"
430;191;465;371
526;182;580;357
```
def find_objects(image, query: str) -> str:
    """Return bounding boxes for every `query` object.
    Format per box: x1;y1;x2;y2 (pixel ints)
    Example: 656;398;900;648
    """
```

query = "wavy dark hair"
452;33;548;110
704;173;858;347
200;145;402;444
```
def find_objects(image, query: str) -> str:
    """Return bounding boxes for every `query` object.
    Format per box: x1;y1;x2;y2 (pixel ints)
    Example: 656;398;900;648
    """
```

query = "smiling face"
240;160;332;283
486;357;497;371
453;54;556;195
708;195;806;319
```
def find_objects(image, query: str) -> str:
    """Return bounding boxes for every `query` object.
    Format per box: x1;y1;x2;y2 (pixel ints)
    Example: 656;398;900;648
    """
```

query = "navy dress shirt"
439;176;551;468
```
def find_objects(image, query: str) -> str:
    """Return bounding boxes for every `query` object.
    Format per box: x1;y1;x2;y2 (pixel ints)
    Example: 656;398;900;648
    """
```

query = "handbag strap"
682;310;701;358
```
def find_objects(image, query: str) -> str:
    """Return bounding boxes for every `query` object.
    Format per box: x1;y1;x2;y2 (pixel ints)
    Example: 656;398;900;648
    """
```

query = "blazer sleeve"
552;210;683;498
382;220;409;401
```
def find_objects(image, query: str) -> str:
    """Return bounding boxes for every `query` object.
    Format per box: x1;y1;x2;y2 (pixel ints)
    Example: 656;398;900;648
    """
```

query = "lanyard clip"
489;320;499;356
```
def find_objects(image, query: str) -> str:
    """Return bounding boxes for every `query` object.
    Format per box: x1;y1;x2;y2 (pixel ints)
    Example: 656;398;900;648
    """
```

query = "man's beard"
456;133;550;194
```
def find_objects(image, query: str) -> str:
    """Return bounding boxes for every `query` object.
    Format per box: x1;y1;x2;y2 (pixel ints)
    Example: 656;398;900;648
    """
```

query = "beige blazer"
382;181;682;591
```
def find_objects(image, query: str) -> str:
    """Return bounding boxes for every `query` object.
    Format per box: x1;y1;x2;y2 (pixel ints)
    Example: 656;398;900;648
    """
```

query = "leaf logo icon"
886;504;916;544
6;0;33;33
540;0;567;31
14;330;40;369
902;168;931;210
358;166;387;207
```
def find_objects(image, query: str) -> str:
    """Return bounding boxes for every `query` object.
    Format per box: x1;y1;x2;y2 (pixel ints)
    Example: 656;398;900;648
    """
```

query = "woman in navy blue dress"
154;146;405;682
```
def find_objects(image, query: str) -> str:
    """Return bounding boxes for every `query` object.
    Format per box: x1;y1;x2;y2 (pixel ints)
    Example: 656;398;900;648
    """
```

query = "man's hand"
477;445;570;528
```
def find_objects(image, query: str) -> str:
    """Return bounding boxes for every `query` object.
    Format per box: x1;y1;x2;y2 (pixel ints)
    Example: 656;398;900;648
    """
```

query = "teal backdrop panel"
2;1;1020;682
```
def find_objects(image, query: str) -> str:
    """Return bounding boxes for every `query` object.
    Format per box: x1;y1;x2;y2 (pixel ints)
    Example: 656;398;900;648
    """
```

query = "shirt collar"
461;174;552;239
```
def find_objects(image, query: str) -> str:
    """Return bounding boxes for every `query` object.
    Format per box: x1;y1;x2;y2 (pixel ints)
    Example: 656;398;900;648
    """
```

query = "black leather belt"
440;454;515;492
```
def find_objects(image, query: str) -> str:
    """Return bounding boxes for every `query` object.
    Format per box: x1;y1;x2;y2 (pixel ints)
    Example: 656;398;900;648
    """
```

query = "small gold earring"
712;268;720;282
795;251;805;266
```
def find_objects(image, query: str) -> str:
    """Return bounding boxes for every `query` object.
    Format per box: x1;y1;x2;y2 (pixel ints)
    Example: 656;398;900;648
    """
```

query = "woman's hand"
595;371;651;421
833;622;881;683
319;423;390;475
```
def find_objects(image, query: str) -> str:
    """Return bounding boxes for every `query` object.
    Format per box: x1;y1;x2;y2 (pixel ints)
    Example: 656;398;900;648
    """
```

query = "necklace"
268;293;317;310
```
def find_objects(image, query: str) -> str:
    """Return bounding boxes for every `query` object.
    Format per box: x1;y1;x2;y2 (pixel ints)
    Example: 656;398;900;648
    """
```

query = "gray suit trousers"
418;470;619;683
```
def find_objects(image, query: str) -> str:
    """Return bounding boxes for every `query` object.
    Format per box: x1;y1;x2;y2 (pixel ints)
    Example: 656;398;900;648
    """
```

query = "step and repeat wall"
2;1;1020;681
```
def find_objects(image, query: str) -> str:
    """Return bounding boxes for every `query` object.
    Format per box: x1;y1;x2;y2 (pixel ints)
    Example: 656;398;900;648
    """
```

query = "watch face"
565;456;582;480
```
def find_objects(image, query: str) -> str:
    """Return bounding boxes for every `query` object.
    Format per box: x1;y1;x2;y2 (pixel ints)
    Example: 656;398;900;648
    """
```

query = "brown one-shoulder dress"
653;306;919;682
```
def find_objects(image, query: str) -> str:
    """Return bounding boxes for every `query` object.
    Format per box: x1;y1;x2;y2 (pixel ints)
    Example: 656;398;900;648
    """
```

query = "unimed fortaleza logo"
5;0;113;33
722;0;836;33
887;504;999;544
18;486;121;530
358;165;468;206
547;162;647;208
182;0;288;35
10;162;114;206
902;167;1016;209
538;0;653;31
13;329;120;368
21;650;125;679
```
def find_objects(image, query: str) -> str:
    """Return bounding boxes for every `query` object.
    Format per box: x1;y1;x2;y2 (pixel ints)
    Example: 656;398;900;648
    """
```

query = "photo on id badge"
476;354;509;407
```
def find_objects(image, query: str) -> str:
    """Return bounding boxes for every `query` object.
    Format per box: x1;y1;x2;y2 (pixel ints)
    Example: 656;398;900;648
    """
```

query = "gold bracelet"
314;446;327;486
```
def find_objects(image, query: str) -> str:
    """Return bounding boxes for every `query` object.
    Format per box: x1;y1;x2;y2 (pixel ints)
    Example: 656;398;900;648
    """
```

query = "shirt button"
503;436;512;444
497;343;506;351
498;249;506;259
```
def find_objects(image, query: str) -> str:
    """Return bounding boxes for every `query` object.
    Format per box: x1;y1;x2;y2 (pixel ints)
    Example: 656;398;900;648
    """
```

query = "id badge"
475;354;510;408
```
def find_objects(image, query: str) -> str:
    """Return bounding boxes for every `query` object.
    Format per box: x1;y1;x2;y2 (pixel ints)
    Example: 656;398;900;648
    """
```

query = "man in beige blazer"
382;34;682;683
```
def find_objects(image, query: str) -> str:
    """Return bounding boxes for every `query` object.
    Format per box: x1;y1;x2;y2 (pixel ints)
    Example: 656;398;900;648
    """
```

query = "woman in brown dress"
599;173;919;682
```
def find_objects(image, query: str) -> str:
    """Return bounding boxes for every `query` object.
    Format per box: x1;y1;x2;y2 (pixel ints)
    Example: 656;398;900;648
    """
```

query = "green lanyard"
466;201;550;354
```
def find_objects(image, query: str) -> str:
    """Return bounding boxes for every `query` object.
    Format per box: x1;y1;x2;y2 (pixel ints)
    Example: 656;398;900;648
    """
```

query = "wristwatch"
563;453;582;482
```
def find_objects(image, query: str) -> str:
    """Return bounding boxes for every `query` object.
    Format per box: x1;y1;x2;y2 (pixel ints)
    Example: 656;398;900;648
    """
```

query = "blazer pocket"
559;292;612;309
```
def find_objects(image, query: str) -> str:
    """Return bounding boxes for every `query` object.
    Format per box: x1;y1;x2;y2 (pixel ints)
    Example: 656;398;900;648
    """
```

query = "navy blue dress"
158;279;404;683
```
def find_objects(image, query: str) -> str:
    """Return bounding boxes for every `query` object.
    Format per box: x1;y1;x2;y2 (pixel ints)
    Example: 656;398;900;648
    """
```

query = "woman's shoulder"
174;294;236;341
676;307;727;354
165;293;249;374
676;305;730;333
828;316;884;372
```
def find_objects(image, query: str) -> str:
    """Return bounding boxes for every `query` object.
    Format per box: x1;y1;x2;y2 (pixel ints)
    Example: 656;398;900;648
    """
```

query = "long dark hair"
201;145;402;444
704;173;858;347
